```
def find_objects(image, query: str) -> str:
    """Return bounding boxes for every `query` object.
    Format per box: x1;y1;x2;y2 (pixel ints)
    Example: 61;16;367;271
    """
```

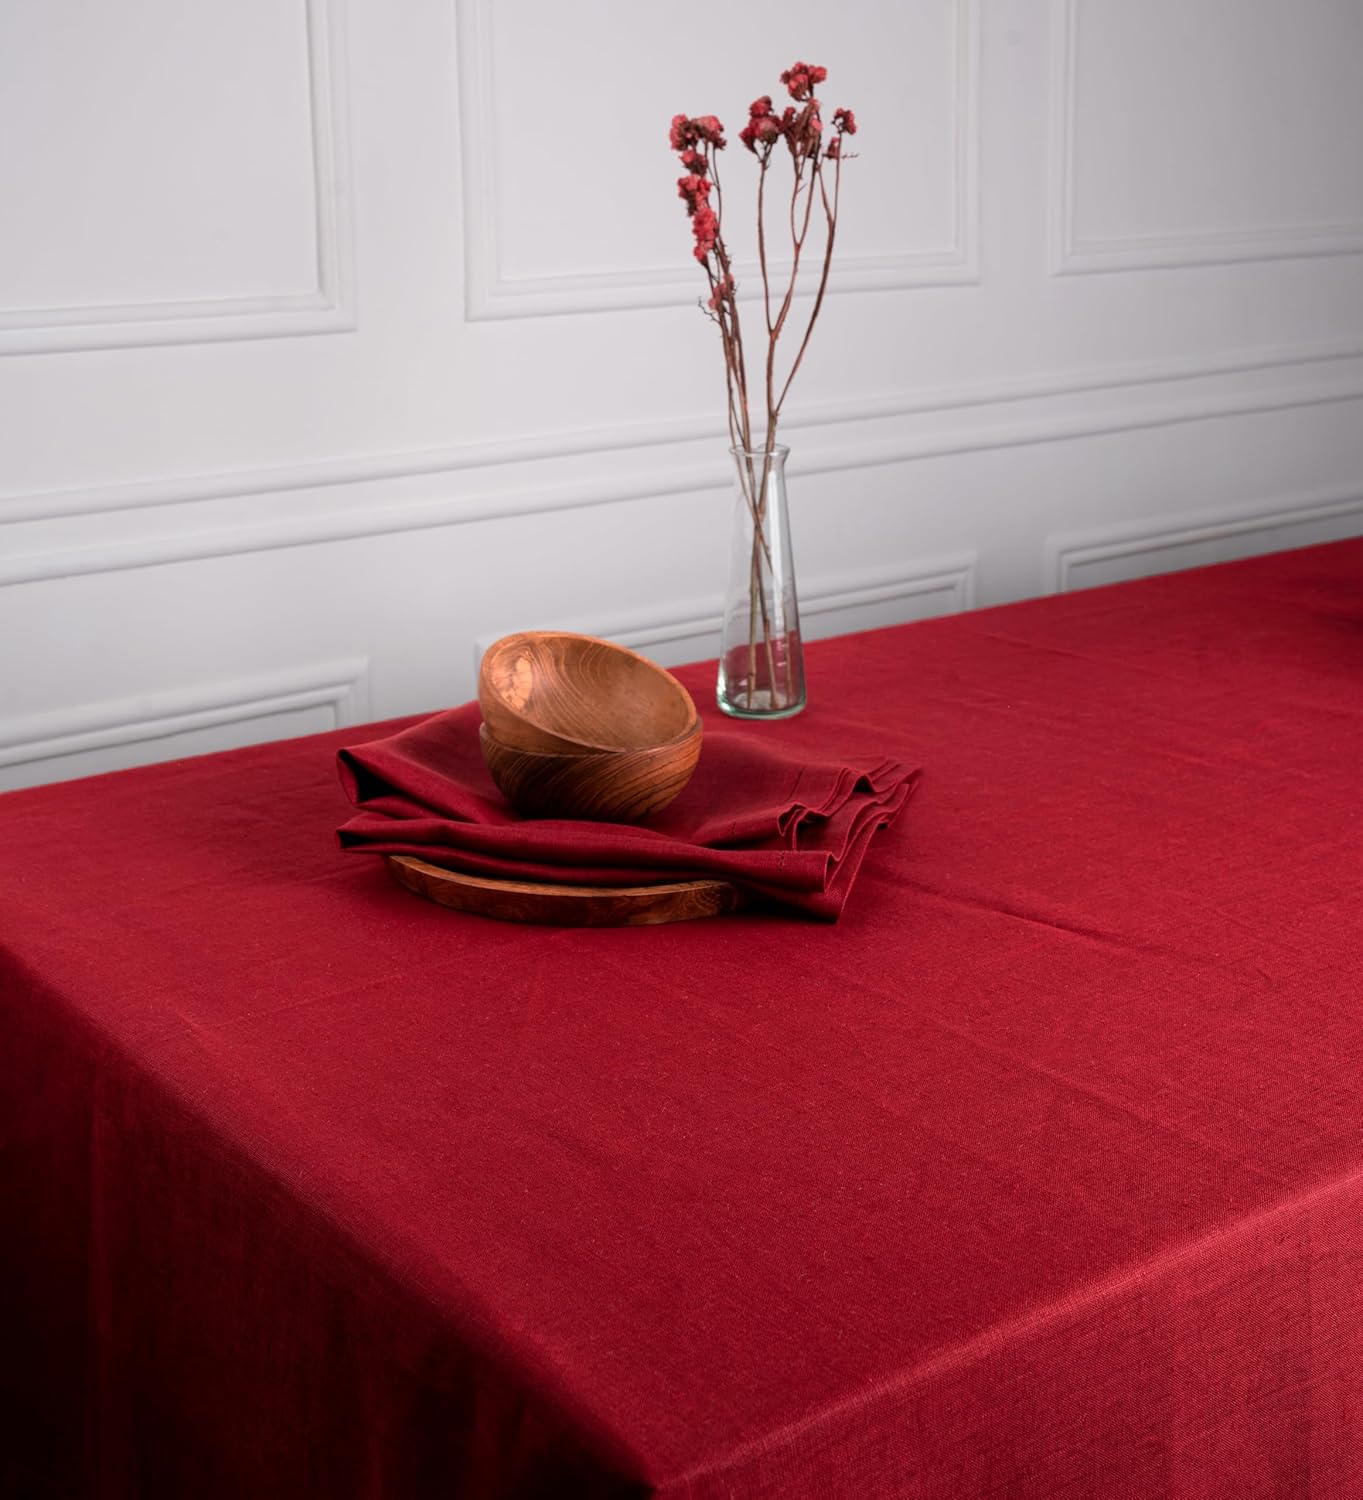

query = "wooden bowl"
479;632;699;755
479;721;702;822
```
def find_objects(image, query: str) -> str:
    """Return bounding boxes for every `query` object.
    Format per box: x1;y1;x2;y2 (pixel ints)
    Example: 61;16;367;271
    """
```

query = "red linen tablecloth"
3;541;1362;1499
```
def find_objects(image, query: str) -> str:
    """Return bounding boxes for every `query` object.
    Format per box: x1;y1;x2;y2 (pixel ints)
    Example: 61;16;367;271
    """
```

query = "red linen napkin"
336;703;919;919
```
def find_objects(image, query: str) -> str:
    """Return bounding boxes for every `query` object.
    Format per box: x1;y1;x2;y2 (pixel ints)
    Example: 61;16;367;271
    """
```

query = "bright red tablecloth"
3;541;1361;1499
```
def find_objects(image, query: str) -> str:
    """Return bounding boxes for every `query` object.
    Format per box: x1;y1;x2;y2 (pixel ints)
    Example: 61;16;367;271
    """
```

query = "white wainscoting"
1047;486;1363;594
473;554;977;677
1;0;1360;790
0;659;369;791
3;340;1361;592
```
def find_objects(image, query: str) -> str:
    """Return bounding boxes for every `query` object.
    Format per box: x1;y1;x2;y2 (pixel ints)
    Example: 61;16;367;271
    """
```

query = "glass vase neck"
730;443;789;462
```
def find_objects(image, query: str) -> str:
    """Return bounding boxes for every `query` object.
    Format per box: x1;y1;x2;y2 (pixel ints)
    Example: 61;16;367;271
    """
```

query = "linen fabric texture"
2;541;1362;1498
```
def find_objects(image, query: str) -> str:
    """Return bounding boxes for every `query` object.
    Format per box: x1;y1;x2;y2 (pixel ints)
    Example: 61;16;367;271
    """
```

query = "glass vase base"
716;687;807;721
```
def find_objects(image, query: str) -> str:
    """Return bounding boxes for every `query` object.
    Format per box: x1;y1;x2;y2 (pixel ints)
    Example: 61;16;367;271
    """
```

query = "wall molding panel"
1047;0;1363;276
0;0;355;356
1046;486;1363;594
2;360;1360;590
473;554;978;675
4;333;1361;527
457;0;981;320
0;658;370;772
801;554;976;622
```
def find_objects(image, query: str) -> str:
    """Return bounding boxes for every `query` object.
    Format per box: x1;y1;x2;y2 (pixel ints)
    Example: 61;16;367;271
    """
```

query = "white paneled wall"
2;0;1361;789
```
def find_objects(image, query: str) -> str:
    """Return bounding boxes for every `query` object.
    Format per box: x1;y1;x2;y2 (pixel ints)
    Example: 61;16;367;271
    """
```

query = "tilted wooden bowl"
479;721;702;822
479;631;699;755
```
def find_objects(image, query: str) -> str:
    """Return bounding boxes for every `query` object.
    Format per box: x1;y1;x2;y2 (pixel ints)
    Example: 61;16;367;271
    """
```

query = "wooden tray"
386;855;743;927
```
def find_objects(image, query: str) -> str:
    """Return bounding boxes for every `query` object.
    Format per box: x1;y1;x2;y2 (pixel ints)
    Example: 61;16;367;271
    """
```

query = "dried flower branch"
670;63;858;712
672;64;856;454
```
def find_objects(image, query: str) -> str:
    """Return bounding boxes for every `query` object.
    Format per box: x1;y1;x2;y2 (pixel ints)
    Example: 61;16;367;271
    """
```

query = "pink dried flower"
707;273;736;311
779;62;827;101
691;202;718;261
669;114;727;153
833;107;857;135
677;173;711;210
740;98;784;153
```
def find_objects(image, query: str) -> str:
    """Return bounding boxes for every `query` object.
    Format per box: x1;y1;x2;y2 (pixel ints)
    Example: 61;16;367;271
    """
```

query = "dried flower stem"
671;73;857;710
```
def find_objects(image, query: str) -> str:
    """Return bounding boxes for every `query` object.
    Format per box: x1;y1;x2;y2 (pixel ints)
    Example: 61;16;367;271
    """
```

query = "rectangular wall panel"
0;0;353;351
1053;0;1363;271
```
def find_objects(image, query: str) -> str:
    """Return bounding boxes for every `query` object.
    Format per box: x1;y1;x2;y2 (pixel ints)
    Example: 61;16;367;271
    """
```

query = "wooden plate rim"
385;854;743;926
388;854;731;901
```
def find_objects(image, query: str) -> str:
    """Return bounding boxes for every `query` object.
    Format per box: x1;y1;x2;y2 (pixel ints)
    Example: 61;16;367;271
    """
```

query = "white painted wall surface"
2;0;1361;789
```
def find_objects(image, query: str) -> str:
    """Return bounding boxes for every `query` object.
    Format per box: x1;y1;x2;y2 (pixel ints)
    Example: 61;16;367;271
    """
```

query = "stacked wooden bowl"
477;632;702;822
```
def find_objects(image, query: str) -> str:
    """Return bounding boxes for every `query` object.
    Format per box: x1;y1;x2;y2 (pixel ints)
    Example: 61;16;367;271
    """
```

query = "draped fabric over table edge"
2;541;1361;1499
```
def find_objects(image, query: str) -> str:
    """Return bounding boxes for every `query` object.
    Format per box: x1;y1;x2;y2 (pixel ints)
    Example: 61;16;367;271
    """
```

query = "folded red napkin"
336;703;919;919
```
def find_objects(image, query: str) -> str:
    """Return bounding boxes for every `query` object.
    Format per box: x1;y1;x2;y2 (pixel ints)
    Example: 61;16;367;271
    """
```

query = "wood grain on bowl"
479;631;698;754
479;721;701;822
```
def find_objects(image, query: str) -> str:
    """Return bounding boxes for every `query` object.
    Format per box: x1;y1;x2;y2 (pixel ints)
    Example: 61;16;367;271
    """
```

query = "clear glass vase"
717;444;806;719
